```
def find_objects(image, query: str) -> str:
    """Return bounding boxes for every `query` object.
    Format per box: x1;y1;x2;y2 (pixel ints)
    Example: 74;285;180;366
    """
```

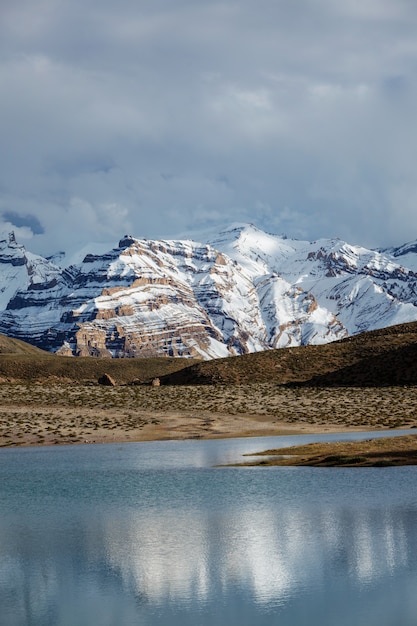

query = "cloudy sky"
1;0;417;258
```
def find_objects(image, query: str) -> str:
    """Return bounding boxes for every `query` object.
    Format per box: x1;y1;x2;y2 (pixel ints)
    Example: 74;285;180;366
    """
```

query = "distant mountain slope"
0;232;61;311
1;225;417;359
380;240;417;272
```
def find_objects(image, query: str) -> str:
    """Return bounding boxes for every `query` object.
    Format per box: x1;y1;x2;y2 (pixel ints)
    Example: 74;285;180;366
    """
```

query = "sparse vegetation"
1;322;417;448
237;434;417;467
0;382;416;447
161;321;417;387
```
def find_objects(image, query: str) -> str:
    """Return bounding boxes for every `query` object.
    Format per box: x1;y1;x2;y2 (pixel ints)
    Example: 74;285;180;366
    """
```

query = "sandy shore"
0;404;356;448
1;382;416;448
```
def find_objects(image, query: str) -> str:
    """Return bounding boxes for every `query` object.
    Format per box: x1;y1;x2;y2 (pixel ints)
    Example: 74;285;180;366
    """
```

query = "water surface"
1;431;417;625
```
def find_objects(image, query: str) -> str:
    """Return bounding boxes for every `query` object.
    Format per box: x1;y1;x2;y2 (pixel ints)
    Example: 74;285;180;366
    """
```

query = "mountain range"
1;224;417;359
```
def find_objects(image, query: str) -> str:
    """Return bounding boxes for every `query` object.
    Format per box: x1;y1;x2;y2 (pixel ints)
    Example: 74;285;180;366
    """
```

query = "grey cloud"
1;0;417;258
2;211;44;234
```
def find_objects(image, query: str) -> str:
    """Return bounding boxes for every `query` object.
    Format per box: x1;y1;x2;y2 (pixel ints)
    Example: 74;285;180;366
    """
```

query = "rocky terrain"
2;224;417;359
2;322;417;447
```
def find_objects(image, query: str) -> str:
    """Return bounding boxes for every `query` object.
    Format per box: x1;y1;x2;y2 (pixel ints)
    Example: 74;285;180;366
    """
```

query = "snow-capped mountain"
0;232;62;312
1;225;417;359
379;241;417;273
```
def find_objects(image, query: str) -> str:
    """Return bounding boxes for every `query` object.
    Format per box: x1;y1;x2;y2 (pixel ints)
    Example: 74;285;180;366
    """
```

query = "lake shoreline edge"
231;433;417;467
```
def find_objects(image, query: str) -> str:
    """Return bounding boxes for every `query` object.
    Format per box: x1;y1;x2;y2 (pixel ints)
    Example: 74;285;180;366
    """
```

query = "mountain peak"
0;230;24;251
118;235;138;249
2;226;417;359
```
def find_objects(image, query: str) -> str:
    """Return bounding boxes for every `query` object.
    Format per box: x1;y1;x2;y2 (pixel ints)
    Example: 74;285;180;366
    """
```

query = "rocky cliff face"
1;224;417;359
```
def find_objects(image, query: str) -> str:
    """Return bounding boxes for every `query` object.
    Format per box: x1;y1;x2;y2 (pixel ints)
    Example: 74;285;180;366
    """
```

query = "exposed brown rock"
74;326;113;357
55;344;74;357
214;253;228;265
116;304;135;317
96;309;117;320
98;373;117;386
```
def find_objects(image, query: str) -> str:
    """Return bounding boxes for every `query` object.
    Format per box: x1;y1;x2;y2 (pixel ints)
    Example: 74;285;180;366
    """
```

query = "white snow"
2;224;417;358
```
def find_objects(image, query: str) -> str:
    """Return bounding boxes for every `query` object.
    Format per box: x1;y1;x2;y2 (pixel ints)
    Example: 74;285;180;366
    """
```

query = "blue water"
1;431;417;625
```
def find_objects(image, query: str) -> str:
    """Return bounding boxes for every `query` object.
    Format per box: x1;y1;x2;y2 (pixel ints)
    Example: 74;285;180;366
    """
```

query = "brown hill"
160;322;417;387
0;334;48;355
304;342;417;387
2;322;417;386
0;334;188;384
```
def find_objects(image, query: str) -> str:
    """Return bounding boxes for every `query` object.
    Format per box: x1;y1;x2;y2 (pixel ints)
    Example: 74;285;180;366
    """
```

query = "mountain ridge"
1;224;417;359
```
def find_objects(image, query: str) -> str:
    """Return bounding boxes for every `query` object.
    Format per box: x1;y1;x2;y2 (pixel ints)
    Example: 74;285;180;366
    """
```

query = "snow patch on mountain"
380;240;417;273
1;224;417;359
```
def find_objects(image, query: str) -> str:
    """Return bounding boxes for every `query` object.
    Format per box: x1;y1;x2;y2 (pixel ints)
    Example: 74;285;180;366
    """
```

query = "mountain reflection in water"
1;436;417;626
100;505;410;605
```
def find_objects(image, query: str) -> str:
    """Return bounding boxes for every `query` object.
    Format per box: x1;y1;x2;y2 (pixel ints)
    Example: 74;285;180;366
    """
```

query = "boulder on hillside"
98;373;117;386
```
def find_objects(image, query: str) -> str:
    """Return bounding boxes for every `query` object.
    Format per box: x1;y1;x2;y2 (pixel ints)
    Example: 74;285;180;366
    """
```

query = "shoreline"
1;382;417;449
236;433;417;467
0;409;408;449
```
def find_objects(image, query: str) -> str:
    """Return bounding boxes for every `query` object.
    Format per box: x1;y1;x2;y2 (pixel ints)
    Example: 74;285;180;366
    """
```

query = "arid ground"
1;382;416;447
237;433;417;467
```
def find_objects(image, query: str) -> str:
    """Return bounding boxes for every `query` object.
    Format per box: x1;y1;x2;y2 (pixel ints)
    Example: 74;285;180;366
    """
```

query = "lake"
1;431;417;625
